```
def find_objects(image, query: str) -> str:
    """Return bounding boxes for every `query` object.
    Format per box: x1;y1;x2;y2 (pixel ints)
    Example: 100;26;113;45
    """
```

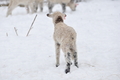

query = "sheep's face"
67;2;77;11
47;11;66;25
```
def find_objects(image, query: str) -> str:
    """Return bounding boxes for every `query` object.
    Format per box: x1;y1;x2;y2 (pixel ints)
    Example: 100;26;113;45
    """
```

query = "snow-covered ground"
0;0;120;80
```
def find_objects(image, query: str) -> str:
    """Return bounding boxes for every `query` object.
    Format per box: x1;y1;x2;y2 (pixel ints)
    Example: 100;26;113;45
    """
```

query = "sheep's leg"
29;3;34;13
48;2;53;13
26;5;30;13
65;52;71;74
39;2;43;12
55;43;60;67
73;52;79;68
6;4;17;17
61;3;66;13
33;2;38;13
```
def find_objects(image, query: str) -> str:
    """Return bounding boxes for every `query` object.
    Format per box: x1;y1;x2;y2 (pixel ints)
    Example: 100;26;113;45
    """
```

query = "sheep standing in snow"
47;0;77;13
6;0;36;17
6;0;44;17
47;11;78;74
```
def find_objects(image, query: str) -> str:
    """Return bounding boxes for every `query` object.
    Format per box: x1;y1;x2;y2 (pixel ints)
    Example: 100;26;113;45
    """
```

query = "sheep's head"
67;0;78;11
47;11;66;25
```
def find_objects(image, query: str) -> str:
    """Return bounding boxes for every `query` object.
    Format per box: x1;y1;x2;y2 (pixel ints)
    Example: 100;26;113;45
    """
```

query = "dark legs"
55;44;78;74
48;3;66;13
48;2;54;13
65;52;78;74
61;3;66;13
65;53;71;74
39;2;43;12
33;2;43;13
73;52;79;68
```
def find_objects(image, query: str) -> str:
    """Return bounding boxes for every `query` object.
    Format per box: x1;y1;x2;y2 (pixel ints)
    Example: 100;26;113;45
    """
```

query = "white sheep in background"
47;11;78;74
47;0;77;13
6;0;44;17
6;0;36;17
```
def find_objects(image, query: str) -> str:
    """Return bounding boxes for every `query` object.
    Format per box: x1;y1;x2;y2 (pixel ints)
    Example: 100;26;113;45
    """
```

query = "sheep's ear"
47;14;52;17
64;14;67;19
65;14;67;17
75;3;79;7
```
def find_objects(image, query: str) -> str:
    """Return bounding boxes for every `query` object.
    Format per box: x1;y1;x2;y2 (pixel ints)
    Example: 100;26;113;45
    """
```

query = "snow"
0;0;120;80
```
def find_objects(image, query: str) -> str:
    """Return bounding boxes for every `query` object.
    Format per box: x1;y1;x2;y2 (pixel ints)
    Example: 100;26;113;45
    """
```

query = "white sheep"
47;11;78;74
6;0;44;17
47;0;77;13
6;0;36;17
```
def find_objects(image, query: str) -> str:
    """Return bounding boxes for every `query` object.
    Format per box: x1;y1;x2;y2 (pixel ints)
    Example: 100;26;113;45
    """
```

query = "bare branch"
6;33;8;37
14;27;18;36
26;14;37;37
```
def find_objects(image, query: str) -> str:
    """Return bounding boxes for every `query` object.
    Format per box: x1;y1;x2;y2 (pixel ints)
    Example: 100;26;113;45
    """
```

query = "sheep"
6;0;36;17
47;0;77;13
47;11;78;74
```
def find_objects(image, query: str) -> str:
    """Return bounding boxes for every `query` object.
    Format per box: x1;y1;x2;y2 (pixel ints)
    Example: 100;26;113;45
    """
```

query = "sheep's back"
48;0;71;4
54;23;76;44
10;0;35;5
35;0;44;2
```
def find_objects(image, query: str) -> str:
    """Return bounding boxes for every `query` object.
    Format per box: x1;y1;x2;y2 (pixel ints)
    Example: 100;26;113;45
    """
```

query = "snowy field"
0;0;120;80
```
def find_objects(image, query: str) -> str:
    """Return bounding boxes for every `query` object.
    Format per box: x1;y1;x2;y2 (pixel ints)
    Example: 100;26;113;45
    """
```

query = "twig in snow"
6;33;8;37
14;27;18;36
26;14;37;37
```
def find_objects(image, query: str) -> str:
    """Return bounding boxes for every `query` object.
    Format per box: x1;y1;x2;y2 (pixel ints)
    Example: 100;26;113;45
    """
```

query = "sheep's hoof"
75;65;79;68
65;68;70;74
56;64;59;67
75;62;79;68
